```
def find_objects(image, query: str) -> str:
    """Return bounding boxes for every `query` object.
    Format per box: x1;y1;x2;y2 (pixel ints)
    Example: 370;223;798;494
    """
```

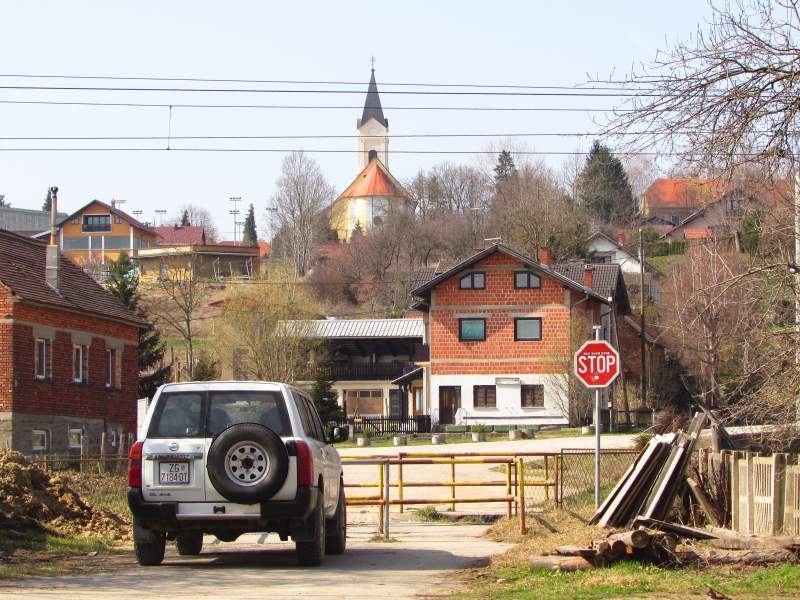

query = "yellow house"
49;200;159;268
329;158;413;241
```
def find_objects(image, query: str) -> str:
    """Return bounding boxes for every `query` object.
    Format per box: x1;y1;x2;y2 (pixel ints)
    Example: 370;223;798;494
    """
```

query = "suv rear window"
208;391;291;437
148;390;291;438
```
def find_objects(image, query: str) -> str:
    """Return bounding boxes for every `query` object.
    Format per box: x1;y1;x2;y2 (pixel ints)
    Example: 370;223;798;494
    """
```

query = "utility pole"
155;209;167;226
795;166;800;419
229;196;242;246
639;228;647;406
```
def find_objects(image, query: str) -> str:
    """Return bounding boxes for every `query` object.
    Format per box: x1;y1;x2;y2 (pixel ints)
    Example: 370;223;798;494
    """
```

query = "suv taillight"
295;440;313;487
128;441;143;488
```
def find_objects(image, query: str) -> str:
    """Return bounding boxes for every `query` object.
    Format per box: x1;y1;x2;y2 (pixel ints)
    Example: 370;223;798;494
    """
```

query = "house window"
459;318;486;341
473;385;496;408
68;428;83;449
73;345;88;383
32;430;47;451
82;214;111;232
106;349;116;388
71;216;78;225
414;388;423;413
514;271;541;289
515;318;542;341
459;272;485;289
114;215;123;224
521;384;545;408
35;338;50;380
344;389;383;416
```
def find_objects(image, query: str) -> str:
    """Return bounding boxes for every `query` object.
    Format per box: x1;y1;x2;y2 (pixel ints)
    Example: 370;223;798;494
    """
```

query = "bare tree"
489;161;590;260
214;266;322;381
146;254;209;379
172;204;219;242
271;152;335;276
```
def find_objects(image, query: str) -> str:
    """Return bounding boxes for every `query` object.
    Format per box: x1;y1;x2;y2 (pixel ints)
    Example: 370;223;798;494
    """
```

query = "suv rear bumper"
128;485;317;529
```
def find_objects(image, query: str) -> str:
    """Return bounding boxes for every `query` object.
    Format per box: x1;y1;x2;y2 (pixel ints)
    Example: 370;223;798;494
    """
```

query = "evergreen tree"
42;188;52;212
180;209;191;227
105;253;172;397
242;203;258;246
310;376;344;425
191;351;220;381
494;150;517;184
577;141;636;225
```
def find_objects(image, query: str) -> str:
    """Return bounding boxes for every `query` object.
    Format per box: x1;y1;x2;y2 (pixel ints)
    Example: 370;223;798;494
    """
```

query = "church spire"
360;62;387;128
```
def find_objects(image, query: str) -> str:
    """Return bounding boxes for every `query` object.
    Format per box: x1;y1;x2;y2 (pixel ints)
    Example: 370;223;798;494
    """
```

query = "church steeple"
359;64;387;129
356;60;389;171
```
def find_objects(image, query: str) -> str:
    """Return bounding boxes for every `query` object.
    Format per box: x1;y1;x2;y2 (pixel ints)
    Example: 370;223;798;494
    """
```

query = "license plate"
159;462;190;484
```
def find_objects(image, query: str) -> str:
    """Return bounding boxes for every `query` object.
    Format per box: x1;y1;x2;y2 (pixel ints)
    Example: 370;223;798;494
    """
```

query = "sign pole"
593;325;602;509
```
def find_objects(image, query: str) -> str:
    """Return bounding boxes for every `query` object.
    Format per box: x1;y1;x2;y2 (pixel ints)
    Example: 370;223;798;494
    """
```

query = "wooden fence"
701;449;800;536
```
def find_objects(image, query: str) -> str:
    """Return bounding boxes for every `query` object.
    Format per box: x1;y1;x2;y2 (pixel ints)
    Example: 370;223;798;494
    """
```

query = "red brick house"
409;244;612;427
0;229;144;454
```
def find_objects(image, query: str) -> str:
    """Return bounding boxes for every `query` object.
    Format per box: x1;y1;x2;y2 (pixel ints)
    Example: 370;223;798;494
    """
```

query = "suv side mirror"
330;426;349;444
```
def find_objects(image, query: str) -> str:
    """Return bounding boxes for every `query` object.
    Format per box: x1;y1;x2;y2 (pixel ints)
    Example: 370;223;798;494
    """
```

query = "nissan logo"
168;442;179;452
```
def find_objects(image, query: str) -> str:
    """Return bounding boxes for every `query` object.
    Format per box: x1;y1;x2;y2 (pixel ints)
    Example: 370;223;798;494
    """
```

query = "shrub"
444;425;467;433
471;425;488;434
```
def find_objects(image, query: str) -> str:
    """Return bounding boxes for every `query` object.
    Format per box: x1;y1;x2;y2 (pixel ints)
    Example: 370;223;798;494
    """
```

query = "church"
328;67;414;241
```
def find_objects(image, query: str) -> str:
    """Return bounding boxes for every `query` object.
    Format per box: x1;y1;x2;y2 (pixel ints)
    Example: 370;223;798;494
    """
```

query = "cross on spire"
370;55;376;72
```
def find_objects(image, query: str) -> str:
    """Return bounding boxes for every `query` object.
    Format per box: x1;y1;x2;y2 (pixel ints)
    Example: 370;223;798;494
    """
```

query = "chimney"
617;232;625;245
110;199;115;209
583;265;594;289
45;186;60;292
537;246;552;267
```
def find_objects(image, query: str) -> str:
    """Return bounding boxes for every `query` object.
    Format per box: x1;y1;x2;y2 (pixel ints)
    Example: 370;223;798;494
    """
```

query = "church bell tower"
356;60;389;171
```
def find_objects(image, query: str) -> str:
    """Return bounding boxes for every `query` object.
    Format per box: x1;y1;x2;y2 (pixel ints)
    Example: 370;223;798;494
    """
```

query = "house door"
389;389;402;418
439;386;461;425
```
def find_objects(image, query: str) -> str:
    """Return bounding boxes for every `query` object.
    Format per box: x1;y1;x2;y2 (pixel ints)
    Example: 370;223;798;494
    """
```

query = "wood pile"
590;413;705;528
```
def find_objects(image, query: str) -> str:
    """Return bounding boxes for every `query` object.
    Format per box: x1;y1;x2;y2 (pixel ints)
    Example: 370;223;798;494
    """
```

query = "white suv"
127;381;348;567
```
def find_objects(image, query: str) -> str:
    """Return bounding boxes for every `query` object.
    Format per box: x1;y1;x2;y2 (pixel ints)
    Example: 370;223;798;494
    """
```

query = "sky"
0;1;715;240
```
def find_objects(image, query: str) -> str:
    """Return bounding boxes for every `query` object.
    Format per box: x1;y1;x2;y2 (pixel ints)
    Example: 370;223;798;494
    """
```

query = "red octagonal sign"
574;340;620;389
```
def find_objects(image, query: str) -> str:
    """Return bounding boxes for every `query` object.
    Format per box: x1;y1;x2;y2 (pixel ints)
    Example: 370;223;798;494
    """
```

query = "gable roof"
0;229;145;327
409;244;610;305
287;318;422;339
643;178;725;211
359;69;387;128
153;225;206;245
337;158;410;200
58;199;157;235
586;231;659;275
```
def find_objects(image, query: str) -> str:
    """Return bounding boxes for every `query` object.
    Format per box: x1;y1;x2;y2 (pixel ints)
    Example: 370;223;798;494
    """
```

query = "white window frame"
73;344;85;383
32;429;47;451
106;348;115;388
35;338;48;380
68;428;83;450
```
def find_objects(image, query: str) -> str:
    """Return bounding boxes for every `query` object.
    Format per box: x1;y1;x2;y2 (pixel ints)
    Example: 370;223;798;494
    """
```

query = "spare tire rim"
223;441;271;487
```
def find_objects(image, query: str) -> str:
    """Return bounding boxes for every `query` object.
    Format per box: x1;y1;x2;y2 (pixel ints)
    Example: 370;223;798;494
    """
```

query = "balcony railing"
300;362;418;382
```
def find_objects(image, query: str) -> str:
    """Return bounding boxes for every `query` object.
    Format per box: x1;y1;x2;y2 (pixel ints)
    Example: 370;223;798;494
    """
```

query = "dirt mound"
0;451;130;541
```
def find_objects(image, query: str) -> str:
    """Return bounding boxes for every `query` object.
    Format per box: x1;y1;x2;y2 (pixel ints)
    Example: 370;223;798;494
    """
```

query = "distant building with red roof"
640;179;726;224
152;225;206;246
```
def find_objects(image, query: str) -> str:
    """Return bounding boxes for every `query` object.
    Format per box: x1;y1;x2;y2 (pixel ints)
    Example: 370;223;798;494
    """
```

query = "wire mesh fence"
556;448;639;509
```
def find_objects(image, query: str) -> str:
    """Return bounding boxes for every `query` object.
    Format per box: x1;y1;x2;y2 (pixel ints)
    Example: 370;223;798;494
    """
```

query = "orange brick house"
409;244;612;427
0;229;144;454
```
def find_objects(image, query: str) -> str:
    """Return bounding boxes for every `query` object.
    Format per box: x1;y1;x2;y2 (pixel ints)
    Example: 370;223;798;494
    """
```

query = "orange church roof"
338;159;409;200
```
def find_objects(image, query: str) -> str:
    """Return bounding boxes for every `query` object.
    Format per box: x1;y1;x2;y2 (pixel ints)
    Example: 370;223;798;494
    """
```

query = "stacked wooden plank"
590;413;705;528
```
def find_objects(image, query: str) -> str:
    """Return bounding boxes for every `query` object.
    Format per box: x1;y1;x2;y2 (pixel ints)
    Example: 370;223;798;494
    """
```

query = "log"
698;548;797;566
632;517;718;540
609;539;628;558
529;556;594;572
607;530;651;549
709;535;800;551
554;546;596;558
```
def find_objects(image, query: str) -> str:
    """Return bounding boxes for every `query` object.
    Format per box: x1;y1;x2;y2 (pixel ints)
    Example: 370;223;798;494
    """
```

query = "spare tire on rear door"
207;423;289;504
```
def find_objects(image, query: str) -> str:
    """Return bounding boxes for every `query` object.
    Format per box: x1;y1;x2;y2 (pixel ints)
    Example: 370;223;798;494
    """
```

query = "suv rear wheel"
325;480;346;555
176;531;203;556
133;519;166;566
295;489;325;566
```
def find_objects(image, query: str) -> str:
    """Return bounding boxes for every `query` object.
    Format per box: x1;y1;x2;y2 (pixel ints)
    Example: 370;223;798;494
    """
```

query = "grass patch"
458;562;800;599
648;254;683;275
415;505;447;522
460;505;800;599
368;535;399;543
0;527;120;579
63;472;129;517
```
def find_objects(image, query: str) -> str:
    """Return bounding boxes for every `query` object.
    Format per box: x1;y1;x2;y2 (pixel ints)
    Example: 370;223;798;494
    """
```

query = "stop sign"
574;340;620;388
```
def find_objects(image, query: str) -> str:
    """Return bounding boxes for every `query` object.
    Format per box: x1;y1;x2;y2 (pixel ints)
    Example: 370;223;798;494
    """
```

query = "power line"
0;99;631;112
0;72;656;92
0;84;654;97
0;147;674;155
